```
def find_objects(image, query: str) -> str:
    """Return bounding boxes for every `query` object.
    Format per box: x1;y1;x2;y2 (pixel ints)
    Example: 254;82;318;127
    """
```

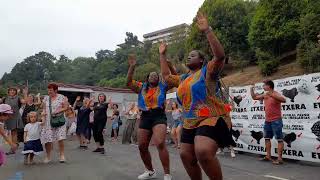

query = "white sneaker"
230;150;236;158
217;148;224;155
164;174;172;180
138;170;157;180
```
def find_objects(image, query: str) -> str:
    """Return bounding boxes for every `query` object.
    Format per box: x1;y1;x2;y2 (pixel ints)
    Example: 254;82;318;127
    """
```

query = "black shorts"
139;108;167;130
181;118;235;148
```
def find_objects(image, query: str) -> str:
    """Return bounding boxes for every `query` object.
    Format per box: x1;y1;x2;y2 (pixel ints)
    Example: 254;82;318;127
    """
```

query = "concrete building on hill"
143;23;190;44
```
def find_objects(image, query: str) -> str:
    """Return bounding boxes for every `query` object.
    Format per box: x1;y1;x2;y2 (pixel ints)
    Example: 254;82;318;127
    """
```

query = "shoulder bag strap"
48;96;52;117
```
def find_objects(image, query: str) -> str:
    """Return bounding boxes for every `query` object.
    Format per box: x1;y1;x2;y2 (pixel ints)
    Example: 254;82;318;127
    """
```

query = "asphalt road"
1;137;319;180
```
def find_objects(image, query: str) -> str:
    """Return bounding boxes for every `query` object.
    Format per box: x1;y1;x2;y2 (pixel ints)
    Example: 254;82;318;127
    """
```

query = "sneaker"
82;146;88;150
100;148;105;154
138;170;157;180
93;148;102;153
164;174;172;180
43;157;51;164
230;150;236;158
59;155;66;163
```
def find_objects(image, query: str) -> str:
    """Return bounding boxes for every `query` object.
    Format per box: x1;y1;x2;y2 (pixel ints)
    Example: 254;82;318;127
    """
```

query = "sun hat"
0;104;13;114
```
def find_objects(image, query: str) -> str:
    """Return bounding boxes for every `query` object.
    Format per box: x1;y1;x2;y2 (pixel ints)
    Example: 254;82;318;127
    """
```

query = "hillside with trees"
1;0;319;94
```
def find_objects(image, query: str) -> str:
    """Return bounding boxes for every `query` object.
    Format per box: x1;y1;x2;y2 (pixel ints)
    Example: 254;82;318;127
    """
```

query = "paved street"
1;137;319;180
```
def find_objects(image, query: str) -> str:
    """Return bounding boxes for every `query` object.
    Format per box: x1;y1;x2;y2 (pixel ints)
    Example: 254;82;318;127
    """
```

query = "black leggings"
86;123;93;141
93;119;107;146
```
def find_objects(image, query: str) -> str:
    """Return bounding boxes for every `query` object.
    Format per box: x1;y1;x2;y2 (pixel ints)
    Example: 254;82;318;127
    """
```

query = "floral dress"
40;94;67;144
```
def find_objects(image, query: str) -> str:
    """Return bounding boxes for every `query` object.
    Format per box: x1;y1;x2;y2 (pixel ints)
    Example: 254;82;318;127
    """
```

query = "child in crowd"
0;104;17;166
22;111;45;165
65;105;77;139
111;107;120;142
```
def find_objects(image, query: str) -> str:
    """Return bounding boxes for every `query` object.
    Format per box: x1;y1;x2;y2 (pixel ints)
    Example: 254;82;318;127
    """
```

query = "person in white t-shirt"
22;111;45;165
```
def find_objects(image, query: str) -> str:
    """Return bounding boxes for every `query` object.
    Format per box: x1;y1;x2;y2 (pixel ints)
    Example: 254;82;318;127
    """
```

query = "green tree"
248;0;305;56
134;63;159;81
187;0;257;60
70;57;98;85
53;55;73;82
94;60;118;81
297;40;320;72
98;76;127;88
124;32;140;48
297;0;320;72
2;52;56;86
95;49;115;61
299;0;320;42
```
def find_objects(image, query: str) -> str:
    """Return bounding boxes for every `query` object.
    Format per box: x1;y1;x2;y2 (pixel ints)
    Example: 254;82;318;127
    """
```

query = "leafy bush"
248;0;305;56
258;60;280;76
186;0;257;60
98;76;127;88
256;49;280;76
297;40;320;73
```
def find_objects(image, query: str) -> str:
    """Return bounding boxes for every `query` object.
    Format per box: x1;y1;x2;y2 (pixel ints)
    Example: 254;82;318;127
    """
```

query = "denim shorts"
112;122;119;130
172;120;183;128
264;119;283;141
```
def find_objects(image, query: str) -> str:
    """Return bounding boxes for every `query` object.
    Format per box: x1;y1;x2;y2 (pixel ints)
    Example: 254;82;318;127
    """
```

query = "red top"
264;93;282;122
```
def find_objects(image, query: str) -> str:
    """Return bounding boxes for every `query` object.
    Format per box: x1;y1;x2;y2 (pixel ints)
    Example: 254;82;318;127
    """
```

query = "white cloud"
0;0;204;77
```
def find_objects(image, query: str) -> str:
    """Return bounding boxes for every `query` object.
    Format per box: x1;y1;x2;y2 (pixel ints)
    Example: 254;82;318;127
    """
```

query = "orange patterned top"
166;61;231;129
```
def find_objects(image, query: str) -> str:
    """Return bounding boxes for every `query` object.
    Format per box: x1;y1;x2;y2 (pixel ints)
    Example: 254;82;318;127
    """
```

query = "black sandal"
259;156;272;161
5;150;15;155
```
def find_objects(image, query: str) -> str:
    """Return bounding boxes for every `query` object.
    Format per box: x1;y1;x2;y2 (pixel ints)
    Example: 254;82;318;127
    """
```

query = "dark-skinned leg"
138;128;153;171
180;143;202;180
152;124;170;174
195;135;222;180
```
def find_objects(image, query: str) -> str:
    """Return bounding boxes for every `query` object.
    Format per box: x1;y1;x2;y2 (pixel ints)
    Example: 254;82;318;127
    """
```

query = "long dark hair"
171;101;178;110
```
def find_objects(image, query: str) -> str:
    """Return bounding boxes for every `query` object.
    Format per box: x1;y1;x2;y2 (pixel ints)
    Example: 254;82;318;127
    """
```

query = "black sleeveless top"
93;102;109;121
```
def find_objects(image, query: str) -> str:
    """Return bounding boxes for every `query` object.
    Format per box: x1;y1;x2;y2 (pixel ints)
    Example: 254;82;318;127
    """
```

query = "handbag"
49;96;66;128
118;116;123;126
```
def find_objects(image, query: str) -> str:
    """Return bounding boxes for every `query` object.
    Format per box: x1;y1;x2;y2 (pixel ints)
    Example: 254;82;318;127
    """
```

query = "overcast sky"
0;0;204;77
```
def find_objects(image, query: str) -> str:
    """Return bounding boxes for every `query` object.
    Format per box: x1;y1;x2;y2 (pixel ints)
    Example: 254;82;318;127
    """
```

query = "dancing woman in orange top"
159;12;233;180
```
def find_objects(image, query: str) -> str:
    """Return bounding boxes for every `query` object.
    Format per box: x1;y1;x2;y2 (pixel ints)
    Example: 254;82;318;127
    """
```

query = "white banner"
230;73;320;163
